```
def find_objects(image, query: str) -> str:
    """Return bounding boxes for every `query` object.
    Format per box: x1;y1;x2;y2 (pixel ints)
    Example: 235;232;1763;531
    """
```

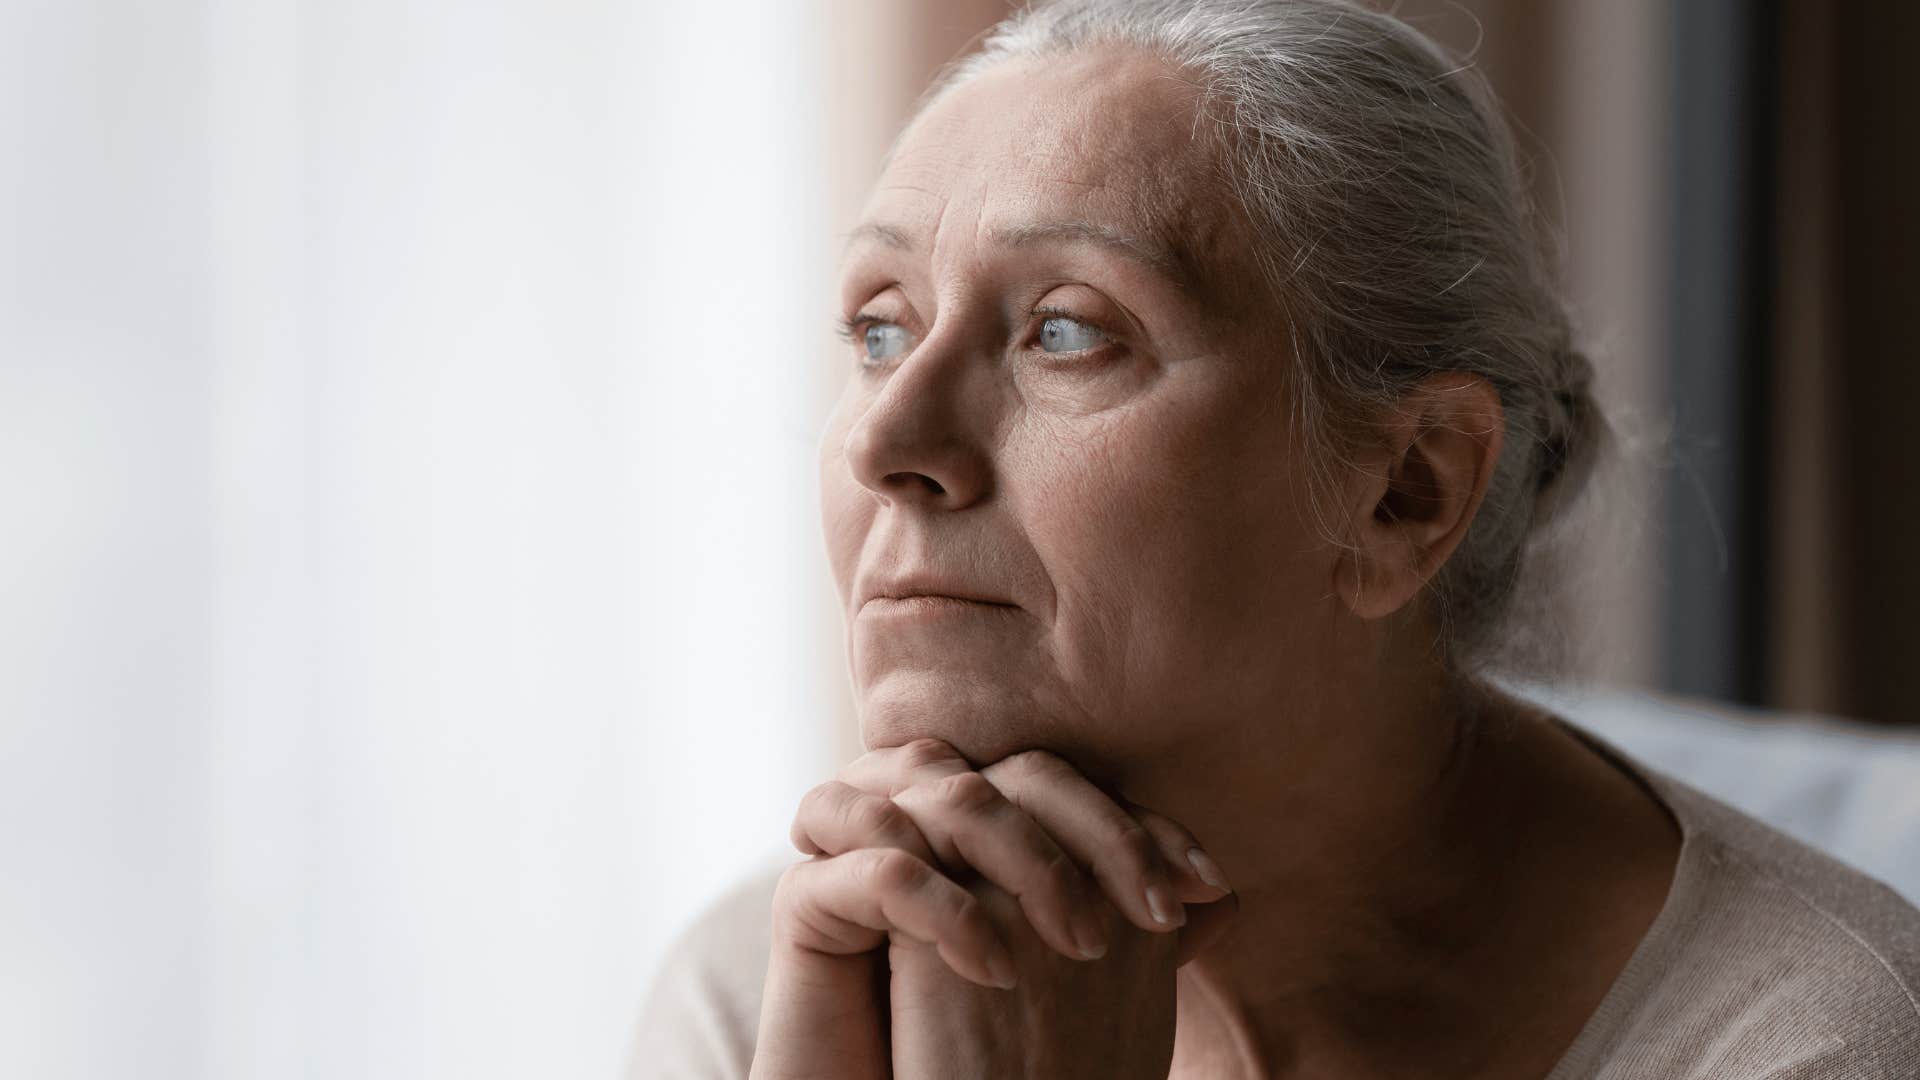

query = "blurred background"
2;0;1914;1076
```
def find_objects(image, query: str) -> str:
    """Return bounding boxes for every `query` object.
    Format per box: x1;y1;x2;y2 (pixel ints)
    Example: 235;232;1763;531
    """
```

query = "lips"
865;593;1013;611
857;579;1018;614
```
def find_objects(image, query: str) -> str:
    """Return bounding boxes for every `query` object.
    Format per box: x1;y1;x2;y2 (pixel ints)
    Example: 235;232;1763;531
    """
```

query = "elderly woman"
638;1;1920;1076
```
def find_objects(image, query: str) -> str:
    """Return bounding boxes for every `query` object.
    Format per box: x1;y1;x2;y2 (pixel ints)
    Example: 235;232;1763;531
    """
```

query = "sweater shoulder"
630;865;782;1080
1553;719;1920;1077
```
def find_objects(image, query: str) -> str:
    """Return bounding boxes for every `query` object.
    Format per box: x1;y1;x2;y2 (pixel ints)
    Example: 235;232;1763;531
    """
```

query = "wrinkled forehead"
858;48;1256;306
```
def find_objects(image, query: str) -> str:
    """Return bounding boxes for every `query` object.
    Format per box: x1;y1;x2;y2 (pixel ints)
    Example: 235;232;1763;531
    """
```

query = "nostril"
887;472;945;496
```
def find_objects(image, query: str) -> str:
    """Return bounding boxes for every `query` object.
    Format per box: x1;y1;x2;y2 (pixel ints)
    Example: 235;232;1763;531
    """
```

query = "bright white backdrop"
0;1;845;1076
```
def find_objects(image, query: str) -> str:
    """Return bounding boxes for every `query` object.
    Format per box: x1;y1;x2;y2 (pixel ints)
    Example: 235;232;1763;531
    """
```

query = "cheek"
819;477;866;601
1014;378;1316;669
1013;356;1162;418
817;410;871;606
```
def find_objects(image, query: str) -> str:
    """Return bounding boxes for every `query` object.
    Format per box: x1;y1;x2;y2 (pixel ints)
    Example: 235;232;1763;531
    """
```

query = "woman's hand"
882;749;1239;1079
748;739;1235;1079
883;871;1195;1079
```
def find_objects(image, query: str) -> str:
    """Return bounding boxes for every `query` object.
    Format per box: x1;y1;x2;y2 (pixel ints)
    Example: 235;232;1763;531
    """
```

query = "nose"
840;328;994;510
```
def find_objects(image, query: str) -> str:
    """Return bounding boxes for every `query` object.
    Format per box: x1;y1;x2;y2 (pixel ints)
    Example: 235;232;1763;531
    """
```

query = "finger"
1127;802;1234;904
774;849;1017;989
837;736;974;796
790;780;938;865
979;750;1187;934
892;769;1110;962
841;740;1108;963
1174;890;1240;968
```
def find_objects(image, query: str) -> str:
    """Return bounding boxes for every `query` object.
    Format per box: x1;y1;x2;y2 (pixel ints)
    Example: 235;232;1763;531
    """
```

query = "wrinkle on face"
821;45;1330;771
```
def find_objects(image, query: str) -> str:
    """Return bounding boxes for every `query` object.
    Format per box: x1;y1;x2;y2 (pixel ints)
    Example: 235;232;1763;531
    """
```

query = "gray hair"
914;0;1607;679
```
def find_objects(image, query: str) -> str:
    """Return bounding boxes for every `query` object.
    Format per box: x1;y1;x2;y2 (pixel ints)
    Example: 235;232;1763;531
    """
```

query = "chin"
856;670;1042;765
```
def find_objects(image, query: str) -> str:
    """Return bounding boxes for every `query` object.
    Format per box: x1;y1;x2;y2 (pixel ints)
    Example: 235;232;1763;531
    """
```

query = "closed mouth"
862;594;1018;612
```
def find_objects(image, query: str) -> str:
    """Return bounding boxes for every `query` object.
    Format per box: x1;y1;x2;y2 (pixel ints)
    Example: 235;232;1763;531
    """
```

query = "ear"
1331;372;1505;621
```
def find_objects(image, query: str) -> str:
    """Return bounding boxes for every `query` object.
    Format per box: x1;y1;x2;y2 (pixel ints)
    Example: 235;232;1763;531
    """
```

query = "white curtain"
0;1;845;1076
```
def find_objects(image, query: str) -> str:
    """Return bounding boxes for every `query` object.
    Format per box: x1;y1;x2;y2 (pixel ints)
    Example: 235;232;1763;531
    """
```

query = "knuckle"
931;769;999;813
1115;819;1160;871
848;794;908;838
795;781;838;820
899;737;962;772
1005;748;1067;781
862;847;926;894
992;751;1068;806
1039;847;1084;897
775;861;802;892
950;890;988;935
1146;810;1197;847
772;861;810;910
789;788;834;850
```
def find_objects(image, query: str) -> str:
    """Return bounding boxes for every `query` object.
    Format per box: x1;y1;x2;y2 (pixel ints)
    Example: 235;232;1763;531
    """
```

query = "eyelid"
837;283;917;341
1032;305;1111;334
837;309;914;341
1029;305;1118;356
835;311;878;343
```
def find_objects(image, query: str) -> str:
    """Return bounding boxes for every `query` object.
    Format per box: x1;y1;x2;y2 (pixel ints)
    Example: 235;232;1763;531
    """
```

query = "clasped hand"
750;738;1237;1079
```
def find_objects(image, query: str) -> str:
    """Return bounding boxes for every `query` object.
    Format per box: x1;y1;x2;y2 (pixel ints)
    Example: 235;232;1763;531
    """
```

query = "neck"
1112;666;1540;1075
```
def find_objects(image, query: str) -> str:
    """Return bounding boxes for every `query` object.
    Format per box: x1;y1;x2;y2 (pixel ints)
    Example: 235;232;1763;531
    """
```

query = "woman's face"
820;50;1356;777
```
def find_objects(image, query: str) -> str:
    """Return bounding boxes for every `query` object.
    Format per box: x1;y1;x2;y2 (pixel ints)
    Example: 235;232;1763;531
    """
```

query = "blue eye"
863;322;912;361
1038;315;1105;354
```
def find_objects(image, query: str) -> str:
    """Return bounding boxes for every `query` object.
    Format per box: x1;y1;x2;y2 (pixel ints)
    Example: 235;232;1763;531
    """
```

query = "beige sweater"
632;719;1920;1078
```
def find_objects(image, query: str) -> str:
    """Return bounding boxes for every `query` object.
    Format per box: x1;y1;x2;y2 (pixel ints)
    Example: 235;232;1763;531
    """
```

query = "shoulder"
1619;767;1920;1076
1690;786;1920;1035
1545;716;1920;1077
630;865;783;1080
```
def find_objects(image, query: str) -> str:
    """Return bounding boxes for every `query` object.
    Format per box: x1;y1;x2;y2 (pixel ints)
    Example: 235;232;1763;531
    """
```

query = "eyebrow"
844;219;1194;292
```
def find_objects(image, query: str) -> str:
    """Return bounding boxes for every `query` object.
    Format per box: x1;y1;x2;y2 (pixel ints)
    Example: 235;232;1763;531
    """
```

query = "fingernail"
1145;882;1185;927
986;949;1018;989
1187;847;1233;893
1073;911;1109;960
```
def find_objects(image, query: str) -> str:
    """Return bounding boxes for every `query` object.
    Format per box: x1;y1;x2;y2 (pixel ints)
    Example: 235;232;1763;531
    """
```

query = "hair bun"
1532;350;1602;524
1533;385;1579;491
